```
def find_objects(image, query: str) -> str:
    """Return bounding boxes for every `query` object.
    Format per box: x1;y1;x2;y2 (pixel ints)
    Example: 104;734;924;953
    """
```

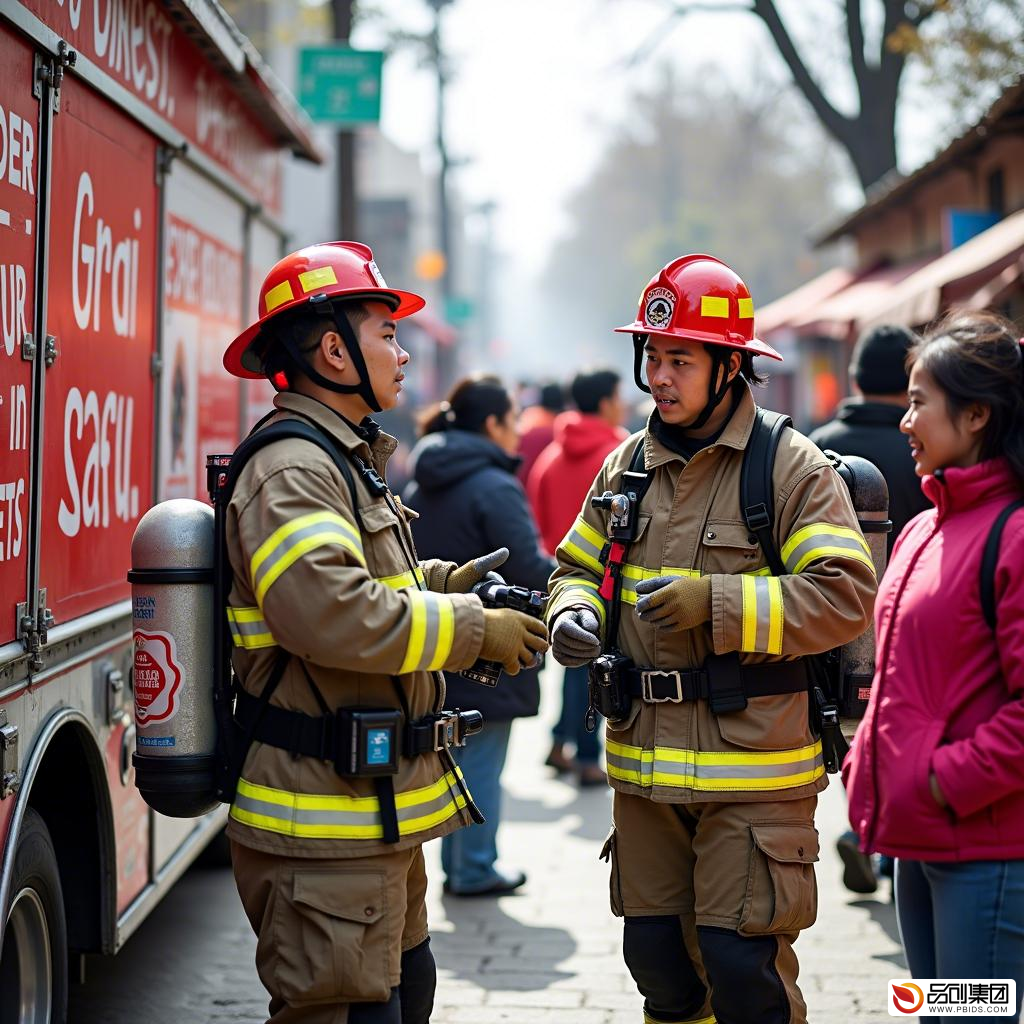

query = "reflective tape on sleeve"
561;517;606;573
740;574;784;654
398;591;456;674
226;606;277;649
781;523;874;576
619;564;700;605
250;511;365;607
230;769;470;840
606;738;824;793
377;567;427;590
548;578;606;626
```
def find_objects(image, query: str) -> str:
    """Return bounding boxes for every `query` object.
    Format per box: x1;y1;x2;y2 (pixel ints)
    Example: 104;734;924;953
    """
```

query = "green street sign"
444;296;475;324
297;47;383;125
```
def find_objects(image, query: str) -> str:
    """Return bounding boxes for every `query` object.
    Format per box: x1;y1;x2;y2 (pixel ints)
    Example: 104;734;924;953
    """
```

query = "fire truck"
0;1;320;1018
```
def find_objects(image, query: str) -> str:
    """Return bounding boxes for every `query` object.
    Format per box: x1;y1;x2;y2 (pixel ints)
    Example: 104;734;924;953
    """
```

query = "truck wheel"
0;808;68;1024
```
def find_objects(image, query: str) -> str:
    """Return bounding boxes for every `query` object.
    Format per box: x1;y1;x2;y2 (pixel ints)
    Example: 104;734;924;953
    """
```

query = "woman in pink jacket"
846;312;1024;1016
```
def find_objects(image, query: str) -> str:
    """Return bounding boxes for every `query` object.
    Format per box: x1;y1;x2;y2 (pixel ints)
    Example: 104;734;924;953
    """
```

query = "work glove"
634;575;712;632
444;548;510;594
551;608;602;667
479;608;549;676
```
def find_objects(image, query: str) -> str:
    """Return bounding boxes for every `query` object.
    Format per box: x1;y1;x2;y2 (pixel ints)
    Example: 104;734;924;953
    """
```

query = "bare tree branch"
845;0;868;89
750;0;853;144
619;1;754;70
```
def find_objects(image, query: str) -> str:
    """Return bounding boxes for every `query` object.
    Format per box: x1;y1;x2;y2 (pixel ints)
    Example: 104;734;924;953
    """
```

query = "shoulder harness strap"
981;499;1024;631
740;408;792;577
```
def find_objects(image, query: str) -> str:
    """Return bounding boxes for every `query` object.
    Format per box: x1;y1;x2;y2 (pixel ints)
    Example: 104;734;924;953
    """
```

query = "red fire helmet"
224;241;425;380
615;254;783;361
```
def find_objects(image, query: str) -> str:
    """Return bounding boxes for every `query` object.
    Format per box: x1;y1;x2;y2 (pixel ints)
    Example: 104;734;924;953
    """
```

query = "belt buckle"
433;714;460;751
641;669;684;703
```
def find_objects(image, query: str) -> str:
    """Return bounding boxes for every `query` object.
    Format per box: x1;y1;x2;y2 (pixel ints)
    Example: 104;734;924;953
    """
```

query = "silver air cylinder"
128;499;219;816
829;453;891;740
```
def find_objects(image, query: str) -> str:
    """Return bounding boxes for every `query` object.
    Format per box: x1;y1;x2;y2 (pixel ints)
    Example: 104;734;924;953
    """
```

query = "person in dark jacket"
404;375;556;897
810;323;931;896
810;323;930;557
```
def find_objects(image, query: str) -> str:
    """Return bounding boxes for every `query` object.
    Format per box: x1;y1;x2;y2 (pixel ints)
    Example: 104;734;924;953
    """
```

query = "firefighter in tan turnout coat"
221;242;549;1024
548;255;876;1024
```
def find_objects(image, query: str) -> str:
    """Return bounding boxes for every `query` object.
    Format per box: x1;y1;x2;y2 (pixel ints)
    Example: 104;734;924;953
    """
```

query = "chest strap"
626;655;808;711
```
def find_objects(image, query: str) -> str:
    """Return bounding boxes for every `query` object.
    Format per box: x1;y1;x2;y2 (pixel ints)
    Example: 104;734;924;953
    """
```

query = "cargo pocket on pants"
272;870;391;1005
599;827;625;917
738;823;819;936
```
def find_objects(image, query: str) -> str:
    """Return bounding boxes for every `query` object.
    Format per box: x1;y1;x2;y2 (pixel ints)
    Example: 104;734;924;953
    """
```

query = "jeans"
552;665;601;765
896;858;1024;1022
441;719;513;892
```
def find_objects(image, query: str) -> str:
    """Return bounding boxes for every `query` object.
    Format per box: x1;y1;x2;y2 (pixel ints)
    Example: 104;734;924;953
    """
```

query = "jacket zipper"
864;511;942;851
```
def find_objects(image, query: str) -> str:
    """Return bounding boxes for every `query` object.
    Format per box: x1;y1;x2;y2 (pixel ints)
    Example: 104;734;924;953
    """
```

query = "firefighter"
547;254;876;1024
220;241;549;1024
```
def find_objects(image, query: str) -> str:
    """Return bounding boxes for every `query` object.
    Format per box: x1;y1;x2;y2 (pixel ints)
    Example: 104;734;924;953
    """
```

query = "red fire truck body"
0;2;318;1017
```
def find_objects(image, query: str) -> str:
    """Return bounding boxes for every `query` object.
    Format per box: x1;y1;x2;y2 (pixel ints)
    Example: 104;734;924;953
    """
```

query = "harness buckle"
641;669;684;703
433;713;460;752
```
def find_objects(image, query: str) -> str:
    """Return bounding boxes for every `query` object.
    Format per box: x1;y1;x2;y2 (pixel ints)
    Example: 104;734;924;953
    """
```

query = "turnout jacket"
224;392;486;858
547;384;876;804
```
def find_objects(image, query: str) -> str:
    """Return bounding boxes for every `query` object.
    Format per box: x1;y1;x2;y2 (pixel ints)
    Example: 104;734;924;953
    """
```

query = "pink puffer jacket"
845;457;1024;861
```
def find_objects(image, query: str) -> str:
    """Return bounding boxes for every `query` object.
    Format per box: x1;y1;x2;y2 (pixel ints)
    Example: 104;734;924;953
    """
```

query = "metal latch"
21;333;35;361
16;589;55;673
0;709;19;799
34;41;77;110
44;335;58;368
104;664;131;728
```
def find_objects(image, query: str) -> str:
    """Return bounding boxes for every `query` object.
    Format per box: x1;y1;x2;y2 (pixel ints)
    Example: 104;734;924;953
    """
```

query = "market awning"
858;208;1024;329
757;266;855;338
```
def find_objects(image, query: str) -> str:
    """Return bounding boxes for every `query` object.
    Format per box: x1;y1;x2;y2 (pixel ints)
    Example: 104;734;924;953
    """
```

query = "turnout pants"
231;840;434;1024
606;791;819;1024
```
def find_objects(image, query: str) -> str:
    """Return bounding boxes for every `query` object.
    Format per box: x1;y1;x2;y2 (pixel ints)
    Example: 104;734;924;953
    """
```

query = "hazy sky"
350;0;942;276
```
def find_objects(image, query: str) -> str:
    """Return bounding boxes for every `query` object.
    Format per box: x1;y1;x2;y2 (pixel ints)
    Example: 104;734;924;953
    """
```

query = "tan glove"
635;575;712;632
444;548;510;594
479;607;549;676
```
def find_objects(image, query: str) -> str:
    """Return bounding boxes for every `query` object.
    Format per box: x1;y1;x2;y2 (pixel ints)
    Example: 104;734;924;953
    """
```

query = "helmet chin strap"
633;333;735;431
279;296;383;413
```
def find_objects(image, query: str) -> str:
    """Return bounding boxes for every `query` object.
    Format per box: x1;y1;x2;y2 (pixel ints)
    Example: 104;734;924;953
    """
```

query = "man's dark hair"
571;369;620;414
257;301;370;388
850;323;916;395
538;382;566;413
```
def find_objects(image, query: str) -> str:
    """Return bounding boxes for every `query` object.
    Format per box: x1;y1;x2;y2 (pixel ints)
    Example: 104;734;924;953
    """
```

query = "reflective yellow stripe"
230;770;470;840
250;511;364;607
298;266;338;293
740;574;784;654
781;523;874;576
701;294;729;318
620;563;699;605
264;279;294;312
398;591;455;674
377;567;426;590
561;516;606;573
737;297;753;319
226;605;277;649
548;578;606;627
606;739;824;792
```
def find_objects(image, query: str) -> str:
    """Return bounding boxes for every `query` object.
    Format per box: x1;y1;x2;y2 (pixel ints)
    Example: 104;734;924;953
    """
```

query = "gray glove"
551;608;602;667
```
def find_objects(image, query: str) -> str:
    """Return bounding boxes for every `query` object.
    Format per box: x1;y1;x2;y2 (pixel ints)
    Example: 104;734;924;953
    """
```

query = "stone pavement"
426;664;906;1023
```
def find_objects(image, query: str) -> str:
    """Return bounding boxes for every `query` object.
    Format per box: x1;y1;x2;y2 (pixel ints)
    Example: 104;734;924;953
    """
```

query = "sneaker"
836;831;878;895
577;764;607;788
443;869;527;898
544;742;575;775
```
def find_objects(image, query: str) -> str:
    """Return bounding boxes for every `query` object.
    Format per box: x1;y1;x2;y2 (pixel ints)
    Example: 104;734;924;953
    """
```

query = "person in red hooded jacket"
845;312;1024;1019
528;369;628;784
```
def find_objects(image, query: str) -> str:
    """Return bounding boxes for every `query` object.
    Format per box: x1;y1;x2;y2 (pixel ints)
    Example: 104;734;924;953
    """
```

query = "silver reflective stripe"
653;752;824;780
783;532;872;574
562;518;605;572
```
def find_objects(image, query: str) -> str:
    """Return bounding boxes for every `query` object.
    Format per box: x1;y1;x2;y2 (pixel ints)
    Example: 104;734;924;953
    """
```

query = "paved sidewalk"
426;665;905;1023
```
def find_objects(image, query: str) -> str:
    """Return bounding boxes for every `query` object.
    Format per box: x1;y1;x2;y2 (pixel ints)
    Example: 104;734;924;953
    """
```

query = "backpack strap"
980;499;1024;631
740;408;792;577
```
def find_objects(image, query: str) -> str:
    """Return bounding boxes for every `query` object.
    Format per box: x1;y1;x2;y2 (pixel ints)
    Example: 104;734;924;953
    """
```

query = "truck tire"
0;808;69;1024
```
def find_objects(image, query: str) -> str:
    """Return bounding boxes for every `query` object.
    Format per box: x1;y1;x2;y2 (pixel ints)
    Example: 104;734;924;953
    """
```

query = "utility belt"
235;689;483;778
588;651;808;723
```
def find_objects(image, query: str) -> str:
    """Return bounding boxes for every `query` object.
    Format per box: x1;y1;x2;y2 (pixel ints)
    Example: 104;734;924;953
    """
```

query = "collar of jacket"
835;398;906;427
642;380;756;469
923;456;1023;519
272;391;399;465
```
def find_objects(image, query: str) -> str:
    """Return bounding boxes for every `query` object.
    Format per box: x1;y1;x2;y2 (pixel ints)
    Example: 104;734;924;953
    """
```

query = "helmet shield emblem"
644;286;675;330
